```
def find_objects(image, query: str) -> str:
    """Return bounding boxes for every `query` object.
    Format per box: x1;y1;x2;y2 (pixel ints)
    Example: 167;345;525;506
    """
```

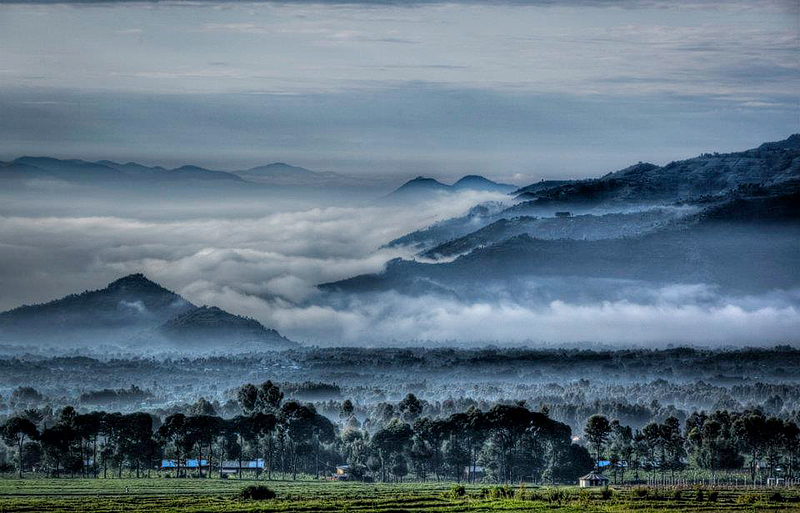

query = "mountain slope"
385;202;509;251
324;190;800;297
511;135;800;208
159;306;298;349
420;207;691;260
0;273;194;331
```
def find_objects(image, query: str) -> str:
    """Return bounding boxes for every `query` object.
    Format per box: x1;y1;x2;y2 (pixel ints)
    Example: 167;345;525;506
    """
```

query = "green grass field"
0;478;798;512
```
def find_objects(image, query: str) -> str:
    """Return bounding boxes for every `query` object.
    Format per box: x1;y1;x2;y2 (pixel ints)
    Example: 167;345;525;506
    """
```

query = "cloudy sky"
1;0;797;181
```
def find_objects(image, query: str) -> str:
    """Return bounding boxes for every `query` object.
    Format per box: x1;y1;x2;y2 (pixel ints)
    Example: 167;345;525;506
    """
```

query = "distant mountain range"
323;135;800;300
385;175;517;202
0;156;366;189
0;156;520;195
231;162;376;187
0;274;297;352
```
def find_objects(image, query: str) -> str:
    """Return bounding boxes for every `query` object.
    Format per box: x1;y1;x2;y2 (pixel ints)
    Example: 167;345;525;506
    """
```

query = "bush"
546;489;566;504
736;492;761;505
695;489;704;502
601;487;613;500
487;485;514;500
239;485;276;500
708;491;718;502
634;487;649;498
769;492;783;503
446;485;466;499
671;489;682;500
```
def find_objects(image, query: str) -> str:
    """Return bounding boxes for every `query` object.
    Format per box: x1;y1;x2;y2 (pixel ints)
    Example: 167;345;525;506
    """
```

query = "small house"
579;471;609;488
161;459;209;470
220;459;265;473
464;465;485;480
333;465;349;480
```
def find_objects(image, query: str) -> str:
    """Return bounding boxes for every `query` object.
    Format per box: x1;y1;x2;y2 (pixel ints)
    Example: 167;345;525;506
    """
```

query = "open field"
0;479;799;512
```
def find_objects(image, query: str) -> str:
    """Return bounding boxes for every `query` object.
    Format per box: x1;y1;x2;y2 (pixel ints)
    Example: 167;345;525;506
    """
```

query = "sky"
0;0;798;182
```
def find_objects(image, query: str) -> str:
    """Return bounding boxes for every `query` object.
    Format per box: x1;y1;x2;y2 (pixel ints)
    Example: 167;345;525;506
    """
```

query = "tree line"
1;380;799;485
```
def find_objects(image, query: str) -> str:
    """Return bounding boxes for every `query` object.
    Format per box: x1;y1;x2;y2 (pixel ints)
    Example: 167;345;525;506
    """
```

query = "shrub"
736;492;761;505
239;485;276;500
708;491;718;502
601;487;613;500
634;487;649;498
546;489;566;504
446;485;466;499
486;485;514;500
695;489;704;502
769;492;783;503
671;489;682;500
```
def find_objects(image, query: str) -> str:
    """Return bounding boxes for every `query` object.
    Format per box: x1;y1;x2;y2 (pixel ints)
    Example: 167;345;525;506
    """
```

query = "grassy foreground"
0;478;798;512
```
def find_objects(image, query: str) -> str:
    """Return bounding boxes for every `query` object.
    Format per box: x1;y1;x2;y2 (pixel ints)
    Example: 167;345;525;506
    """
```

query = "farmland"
0;478;798;512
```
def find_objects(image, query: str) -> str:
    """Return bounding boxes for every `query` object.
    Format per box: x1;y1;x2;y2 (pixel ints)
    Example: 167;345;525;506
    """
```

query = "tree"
584;415;612;469
371;419;413;482
73;412;103;478
238;381;284;416
40;423;78;477
2;418;39;478
398;394;423;422
158;413;187;477
340;399;355;419
609;420;633;483
189;397;217;416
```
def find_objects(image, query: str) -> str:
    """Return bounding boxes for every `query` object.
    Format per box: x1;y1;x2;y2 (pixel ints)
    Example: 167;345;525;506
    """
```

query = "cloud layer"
1;190;798;347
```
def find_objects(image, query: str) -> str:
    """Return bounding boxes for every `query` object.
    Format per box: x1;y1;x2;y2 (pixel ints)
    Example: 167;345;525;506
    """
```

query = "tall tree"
2;417;39;478
584;415;612;469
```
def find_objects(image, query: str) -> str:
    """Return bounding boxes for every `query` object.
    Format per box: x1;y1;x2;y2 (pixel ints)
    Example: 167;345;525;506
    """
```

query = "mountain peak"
107;273;165;291
453;175;516;192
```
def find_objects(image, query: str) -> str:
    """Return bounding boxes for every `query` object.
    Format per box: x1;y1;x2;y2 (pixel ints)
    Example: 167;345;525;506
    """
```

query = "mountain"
386;176;451;200
1;157;244;184
385;175;516;202
511;135;800;209
0;274;296;351
159;306;297;349
452;175;516;193
231;162;365;187
0;273;193;332
324;214;800;300
0;156;388;190
324;175;800;299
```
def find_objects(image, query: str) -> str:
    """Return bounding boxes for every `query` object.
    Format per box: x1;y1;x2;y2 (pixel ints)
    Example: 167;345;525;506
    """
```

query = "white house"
579;471;610;488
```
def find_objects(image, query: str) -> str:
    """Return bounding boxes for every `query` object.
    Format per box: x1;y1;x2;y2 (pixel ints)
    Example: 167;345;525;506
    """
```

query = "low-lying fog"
1;184;798;347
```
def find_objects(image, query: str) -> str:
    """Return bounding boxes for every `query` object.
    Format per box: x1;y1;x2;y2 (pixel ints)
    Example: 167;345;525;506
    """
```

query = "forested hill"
0;274;297;351
323;180;800;298
0;273;194;329
512;134;800;207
